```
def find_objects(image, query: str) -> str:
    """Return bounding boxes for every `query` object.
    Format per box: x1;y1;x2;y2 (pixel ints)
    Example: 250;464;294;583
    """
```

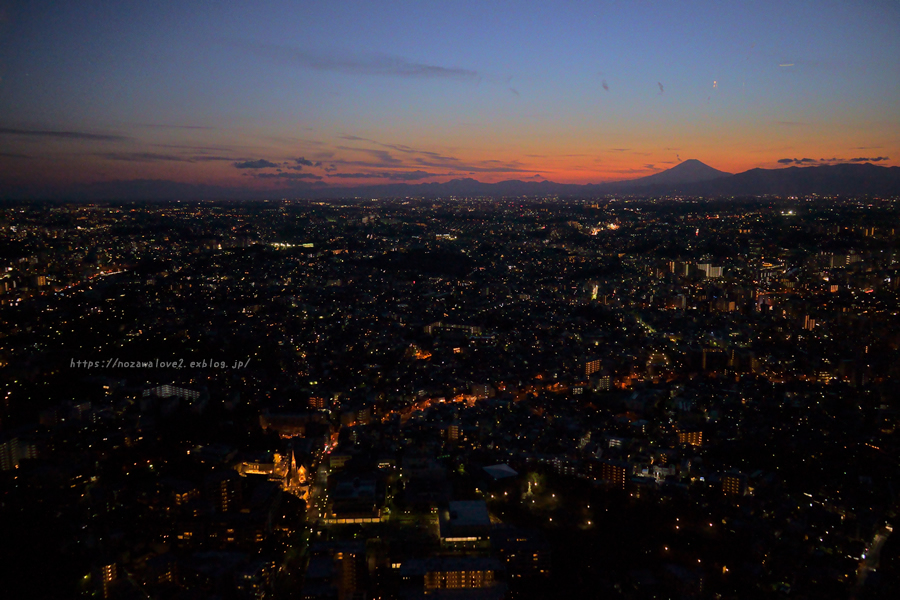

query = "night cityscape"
2;1;900;599
1;195;900;598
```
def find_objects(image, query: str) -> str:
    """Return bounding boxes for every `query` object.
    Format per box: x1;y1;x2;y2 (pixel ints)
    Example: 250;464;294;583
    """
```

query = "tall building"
306;542;366;600
722;472;747;496
491;529;551;583
696;263;723;279
425;567;495;591
702;348;728;372
678;430;703;447
595;374;612;391
0;436;18;471
335;545;365;600
669;261;689;277
94;561;117;599
205;470;243;513
400;557;502;595
600;460;628;489
446;423;460;444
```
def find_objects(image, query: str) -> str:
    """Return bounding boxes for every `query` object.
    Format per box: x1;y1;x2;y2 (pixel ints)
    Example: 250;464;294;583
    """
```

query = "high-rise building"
600;460;628;489
722;472;747;496
335;546;365;600
595;374;612;391
669;261;690;277
677;430;703;447
94;561;117;599
702;348;728;371
696;263;724;279
0;436;18;471
205;470;243;513
306;542;366;600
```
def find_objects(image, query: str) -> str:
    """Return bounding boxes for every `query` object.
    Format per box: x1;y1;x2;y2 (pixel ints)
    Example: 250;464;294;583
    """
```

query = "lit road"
307;481;324;524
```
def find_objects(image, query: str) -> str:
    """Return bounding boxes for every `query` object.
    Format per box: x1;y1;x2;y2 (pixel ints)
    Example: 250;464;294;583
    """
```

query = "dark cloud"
0;127;128;141
610;167;657;174
777;158;818;165
657;82;664;94
331;136;532;175
364;149;404;165
339;135;463;163
287;156;322;170
328;172;382;179
253;172;323;180
233;159;279;169
850;156;890;162
531;174;543;179
0;152;30;159
601;79;609;92
413;159;531;174
153;143;233;152
509;87;520;96
237;42;479;81
99;152;193;163
136;123;214;130
385;170;439;181
189;155;237;162
334;147;404;167
324;164;337;173
329;170;440;181
98;149;235;163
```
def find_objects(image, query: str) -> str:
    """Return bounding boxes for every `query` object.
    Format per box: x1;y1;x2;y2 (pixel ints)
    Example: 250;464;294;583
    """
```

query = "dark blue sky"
1;0;897;194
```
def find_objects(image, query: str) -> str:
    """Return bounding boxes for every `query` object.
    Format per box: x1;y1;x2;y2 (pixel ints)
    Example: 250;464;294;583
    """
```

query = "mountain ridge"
4;161;899;200
305;161;899;199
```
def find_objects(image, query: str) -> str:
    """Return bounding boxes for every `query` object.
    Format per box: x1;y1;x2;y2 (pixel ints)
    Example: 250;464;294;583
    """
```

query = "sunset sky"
1;0;898;196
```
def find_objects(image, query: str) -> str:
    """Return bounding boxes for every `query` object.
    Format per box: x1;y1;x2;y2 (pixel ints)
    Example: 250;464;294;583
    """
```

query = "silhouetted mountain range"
309;161;898;199
4;161;899;201
668;162;900;197
608;159;732;188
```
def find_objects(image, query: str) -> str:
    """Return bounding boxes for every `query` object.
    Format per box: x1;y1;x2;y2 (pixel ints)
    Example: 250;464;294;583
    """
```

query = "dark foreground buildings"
1;195;899;598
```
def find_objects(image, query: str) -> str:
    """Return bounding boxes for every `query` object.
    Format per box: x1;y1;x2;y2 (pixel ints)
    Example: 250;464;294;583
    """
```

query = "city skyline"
2;197;900;597
1;1;899;197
